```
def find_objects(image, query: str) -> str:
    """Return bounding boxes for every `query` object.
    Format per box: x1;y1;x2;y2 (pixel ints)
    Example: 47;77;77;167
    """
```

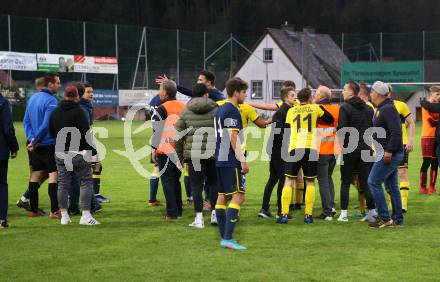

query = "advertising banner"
74;55;118;74
119;90;157;106
93;89;119;107
37;53;75;72
341;61;424;92
0;52;37;71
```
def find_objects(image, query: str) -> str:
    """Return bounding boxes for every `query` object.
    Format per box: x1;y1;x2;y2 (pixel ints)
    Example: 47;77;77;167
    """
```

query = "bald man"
313;86;340;220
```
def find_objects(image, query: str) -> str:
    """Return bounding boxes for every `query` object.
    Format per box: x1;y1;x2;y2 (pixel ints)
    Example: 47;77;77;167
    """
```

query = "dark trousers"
0;160;8;220
69;177;80;211
261;153;285;214
157;154;183;218
340;151;375;210
69;175;99;211
317;154;336;216
188;159;218;213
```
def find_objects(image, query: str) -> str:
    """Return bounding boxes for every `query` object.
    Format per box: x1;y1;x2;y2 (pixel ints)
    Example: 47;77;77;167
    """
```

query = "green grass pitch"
3;121;440;281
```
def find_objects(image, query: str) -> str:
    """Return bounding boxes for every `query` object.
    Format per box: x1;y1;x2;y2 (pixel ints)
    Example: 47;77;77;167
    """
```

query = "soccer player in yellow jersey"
216;99;269;152
278;88;334;224
247;80;306;209
387;85;415;212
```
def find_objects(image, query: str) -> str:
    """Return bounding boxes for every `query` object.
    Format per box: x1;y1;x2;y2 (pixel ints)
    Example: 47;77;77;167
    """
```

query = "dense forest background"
1;0;440;36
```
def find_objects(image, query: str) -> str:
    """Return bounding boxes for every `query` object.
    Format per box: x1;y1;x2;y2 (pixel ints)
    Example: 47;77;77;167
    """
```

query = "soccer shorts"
421;138;436;158
216;167;246;195
284;148;318;179
30;145;57;173
399;145;409;168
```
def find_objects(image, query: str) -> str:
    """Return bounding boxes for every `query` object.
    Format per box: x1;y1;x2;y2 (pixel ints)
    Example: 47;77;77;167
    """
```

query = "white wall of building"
235;33;305;107
406;91;425;121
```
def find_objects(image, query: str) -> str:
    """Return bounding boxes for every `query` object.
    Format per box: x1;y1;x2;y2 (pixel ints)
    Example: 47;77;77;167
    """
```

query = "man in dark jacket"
368;81;404;228
66;82;101;215
155;70;225;102
79;83;109;204
0;91;19;228
175;83;218;228
337;80;376;223
49;84;100;226
259;86;296;218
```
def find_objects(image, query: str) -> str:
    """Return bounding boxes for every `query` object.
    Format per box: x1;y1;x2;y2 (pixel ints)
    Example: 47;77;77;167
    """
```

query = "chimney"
302;26;316;34
281;21;295;33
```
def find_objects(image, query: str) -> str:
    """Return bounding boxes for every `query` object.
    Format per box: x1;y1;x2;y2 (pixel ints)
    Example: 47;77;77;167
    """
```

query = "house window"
272;80;283;99
251;81;263;99
263;48;273;62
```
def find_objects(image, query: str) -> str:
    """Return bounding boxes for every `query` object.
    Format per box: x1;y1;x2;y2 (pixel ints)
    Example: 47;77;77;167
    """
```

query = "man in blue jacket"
368;81;404;228
23;73;62;218
0;88;19;228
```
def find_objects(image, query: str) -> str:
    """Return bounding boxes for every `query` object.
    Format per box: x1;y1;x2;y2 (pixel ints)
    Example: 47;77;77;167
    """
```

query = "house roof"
233;27;349;89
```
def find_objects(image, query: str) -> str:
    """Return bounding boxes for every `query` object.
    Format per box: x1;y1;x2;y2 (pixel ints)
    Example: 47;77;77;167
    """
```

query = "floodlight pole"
422;31;425;62
46;18;50;53
7;15;11;87
114;24;119;90
144;28;149;88
142;27;148;88
230;33;233;78
83;21;87;82
177;29;180;84
380;32;383;62
115;25;120;118
203;31;206;70
341;33;344;53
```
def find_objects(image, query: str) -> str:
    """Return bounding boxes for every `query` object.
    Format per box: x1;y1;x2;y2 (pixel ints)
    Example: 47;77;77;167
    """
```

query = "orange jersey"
421;108;438;138
317;103;340;155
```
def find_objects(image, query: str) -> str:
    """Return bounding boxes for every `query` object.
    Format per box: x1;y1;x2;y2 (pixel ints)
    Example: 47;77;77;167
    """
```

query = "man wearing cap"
368;81;404;228
49;84;100;225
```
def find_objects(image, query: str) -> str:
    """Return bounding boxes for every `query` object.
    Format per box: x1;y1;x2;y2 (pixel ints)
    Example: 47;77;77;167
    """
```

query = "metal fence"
333;31;440;62
2;14;440;120
3;15;440;90
0;14;257;92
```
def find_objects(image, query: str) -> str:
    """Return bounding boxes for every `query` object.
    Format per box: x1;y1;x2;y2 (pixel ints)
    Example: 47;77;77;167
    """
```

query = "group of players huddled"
150;71;440;250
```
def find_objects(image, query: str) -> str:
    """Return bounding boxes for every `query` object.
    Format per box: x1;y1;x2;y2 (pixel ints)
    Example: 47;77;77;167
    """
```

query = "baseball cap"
371;81;389;96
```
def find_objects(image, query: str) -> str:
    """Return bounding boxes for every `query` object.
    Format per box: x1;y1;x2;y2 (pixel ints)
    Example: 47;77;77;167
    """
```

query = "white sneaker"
361;210;378;223
188;218;204;229
337;214;349;222
79;216;100;226
210;210;218;225
324;216;333;221
61;216;71;225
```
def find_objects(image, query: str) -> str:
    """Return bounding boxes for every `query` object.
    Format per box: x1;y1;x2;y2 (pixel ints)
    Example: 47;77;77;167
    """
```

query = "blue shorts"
216;167;246;195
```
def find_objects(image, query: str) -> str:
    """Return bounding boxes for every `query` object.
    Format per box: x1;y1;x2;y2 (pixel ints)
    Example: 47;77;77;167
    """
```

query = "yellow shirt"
366;101;375;110
285;103;325;151
216;100;259;151
393;100;411;145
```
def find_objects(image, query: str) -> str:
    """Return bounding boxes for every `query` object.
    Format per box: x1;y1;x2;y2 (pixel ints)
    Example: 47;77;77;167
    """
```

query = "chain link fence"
2;14;440;120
